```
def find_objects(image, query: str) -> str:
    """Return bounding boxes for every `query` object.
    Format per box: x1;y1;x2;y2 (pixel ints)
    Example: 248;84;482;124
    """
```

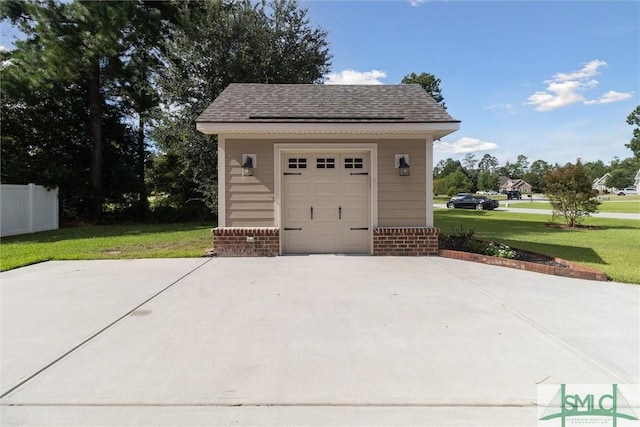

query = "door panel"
285;181;310;196
343;181;367;197
286;206;310;222
315;181;339;196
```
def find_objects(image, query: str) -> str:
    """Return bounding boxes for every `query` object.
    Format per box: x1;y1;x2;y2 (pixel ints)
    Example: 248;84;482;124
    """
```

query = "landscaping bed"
438;227;608;281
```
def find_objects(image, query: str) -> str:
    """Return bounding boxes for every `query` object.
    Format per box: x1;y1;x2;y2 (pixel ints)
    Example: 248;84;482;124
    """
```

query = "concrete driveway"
1;257;638;426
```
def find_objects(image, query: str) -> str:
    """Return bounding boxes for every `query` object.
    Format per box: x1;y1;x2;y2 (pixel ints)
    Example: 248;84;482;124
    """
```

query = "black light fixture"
398;156;410;176
242;155;254;176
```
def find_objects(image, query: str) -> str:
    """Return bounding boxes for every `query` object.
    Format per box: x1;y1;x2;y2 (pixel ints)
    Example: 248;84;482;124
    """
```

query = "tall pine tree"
152;0;331;215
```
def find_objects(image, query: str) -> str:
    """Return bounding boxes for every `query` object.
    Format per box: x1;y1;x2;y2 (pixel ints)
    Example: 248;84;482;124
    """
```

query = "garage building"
196;83;460;256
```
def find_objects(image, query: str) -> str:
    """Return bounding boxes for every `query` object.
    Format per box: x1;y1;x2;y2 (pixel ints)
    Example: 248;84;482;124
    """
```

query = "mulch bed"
438;240;607;281
502;246;568;268
544;223;607;230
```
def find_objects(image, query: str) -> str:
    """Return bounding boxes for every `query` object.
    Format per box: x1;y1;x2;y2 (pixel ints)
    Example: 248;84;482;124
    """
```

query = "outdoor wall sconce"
242;154;255;176
395;154;410;176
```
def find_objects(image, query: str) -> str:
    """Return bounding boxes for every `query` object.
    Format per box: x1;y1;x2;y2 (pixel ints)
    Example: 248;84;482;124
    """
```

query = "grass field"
0;223;214;271
1;213;638;284
507;199;640;213
436;194;640;214
434;209;640;284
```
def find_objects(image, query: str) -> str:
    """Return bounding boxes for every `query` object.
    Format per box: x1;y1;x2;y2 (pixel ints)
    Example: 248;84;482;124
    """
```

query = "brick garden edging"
438;249;608;281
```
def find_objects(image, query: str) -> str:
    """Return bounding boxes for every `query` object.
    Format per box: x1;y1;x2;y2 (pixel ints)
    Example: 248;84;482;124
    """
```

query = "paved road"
2;258;638;426
435;202;640;220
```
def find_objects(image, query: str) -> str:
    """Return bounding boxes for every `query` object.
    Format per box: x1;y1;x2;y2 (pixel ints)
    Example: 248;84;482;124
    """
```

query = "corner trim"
217;137;226;227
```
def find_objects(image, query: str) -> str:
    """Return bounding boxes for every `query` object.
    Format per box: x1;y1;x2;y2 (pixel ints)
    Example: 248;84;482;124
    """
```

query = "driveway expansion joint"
0;402;538;408
0;258;212;399
431;257;629;383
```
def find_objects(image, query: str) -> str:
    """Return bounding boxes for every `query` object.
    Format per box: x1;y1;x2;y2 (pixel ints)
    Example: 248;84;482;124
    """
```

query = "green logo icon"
539;384;638;426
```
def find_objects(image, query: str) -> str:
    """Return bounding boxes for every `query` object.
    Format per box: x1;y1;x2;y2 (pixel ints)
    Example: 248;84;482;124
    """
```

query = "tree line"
1;0;331;222
1;0;638;222
434;151;639;196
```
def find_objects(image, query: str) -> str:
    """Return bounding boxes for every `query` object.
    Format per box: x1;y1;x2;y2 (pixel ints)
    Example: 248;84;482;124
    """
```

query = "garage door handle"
338;206;342;220
284;172;302;176
284;227;302;231
350;172;368;175
350;227;369;230
310;206;313;220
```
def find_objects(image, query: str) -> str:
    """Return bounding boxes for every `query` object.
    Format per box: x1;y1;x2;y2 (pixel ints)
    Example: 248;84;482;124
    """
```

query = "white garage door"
282;152;370;254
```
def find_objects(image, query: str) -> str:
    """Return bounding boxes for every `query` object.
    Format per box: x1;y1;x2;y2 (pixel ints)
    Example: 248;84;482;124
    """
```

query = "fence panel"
1;184;59;237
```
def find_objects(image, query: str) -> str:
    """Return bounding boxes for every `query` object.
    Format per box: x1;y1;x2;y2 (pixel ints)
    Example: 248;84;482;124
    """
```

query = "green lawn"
2;214;638;284
436;193;640;213
435;209;640;284
0;223;214;271
508;199;640;213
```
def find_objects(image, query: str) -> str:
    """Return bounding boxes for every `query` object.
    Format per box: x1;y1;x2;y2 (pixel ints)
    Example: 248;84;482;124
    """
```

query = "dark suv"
506;190;522;200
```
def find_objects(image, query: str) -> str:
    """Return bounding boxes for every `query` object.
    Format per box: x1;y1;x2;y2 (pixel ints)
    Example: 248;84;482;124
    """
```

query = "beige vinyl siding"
223;137;429;228
377;140;426;226
225;139;275;227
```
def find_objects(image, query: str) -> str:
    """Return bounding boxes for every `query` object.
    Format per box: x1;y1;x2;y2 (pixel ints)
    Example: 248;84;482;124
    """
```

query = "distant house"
498;176;532;194
592;173;618;193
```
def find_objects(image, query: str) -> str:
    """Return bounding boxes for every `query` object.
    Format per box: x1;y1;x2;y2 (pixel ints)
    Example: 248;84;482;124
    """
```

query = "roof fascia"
196;121;460;137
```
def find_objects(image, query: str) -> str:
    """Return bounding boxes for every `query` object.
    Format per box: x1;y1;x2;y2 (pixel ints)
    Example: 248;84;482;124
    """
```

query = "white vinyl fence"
1;184;59;237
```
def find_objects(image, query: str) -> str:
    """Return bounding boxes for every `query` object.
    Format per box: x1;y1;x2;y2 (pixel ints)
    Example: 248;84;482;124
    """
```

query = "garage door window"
316;157;336;169
288;157;307;169
344;157;364;169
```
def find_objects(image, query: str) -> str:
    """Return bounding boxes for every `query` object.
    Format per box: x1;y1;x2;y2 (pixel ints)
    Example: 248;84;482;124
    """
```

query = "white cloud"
325;69;386;85
584;90;633;105
409;0;428;6
552;59;606;82
484;103;516;114
435;137;498;154
525;60;632;111
0;45;7;52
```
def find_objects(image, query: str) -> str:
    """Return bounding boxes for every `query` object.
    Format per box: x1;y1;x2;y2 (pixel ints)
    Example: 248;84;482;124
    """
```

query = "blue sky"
2;1;638;167
302;0;639;166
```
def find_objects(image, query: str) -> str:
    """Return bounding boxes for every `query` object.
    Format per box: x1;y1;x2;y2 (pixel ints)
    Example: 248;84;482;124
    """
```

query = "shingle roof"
197;83;459;124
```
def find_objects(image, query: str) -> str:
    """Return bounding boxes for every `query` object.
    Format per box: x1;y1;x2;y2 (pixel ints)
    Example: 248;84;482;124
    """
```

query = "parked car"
617;187;638;196
506;190;522;200
446;194;499;210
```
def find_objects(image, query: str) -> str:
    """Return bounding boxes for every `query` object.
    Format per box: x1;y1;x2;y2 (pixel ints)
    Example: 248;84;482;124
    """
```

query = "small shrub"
484;241;517;259
545;159;600;227
439;225;476;250
438;225;517;259
466;240;489;254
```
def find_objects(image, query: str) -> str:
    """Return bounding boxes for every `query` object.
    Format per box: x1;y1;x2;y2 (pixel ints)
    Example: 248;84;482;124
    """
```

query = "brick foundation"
373;227;439;256
211;227;279;257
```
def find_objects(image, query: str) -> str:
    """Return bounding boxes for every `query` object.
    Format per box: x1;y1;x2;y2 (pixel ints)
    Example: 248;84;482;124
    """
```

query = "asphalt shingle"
196;84;459;124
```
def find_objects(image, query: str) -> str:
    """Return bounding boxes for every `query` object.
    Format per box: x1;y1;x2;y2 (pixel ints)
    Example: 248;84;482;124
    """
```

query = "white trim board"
217;136;226;227
199;122;459;139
